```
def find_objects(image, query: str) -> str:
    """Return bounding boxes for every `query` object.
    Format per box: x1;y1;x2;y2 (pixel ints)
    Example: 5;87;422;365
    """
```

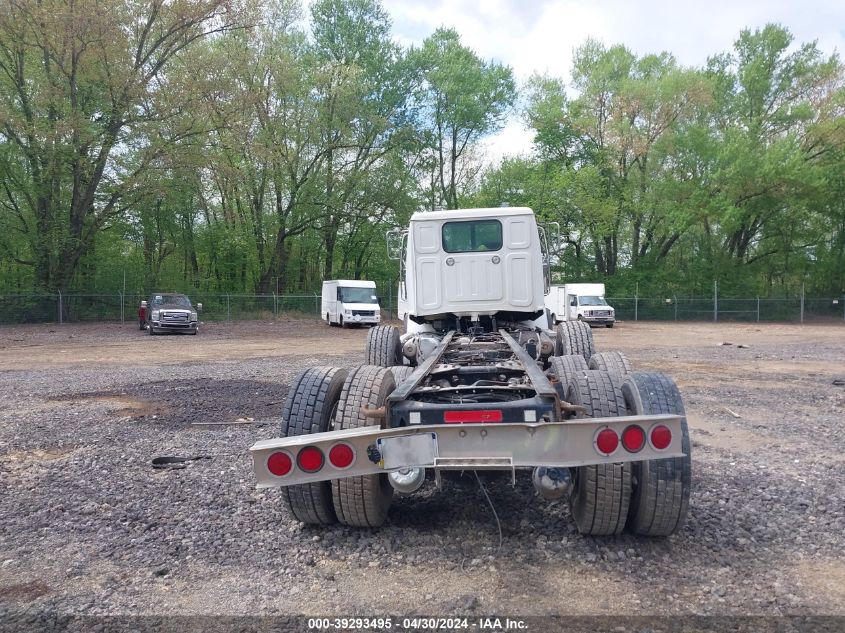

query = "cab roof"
409;207;535;222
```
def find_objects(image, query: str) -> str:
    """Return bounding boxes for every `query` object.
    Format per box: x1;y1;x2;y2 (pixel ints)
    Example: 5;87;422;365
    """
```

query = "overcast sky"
379;0;845;160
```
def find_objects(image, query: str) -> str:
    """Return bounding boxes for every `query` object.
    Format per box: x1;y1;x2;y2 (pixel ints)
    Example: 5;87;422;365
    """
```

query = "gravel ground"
0;320;843;620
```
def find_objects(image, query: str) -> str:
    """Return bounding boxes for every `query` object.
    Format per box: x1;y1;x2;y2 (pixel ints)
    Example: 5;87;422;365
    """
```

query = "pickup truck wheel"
550;354;588;388
606;322;614;328
365;325;402;367
588;351;632;374
565;370;631;536
148;326;156;336
556;321;594;360
280;366;348;525
621;372;691;536
332;365;395;527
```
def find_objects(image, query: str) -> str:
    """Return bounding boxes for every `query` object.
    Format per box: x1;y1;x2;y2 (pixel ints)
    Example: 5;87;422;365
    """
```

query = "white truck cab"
546;283;615;327
396;207;548;332
321;280;380;327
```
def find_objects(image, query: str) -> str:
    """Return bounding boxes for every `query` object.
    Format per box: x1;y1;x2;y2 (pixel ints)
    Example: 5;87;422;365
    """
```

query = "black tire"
588;351;632;374
148;325;156;335
389;365;415;385
621;372;691;537
550;354;589;389
326;313;334;327
339;315;345;328
331;366;395;527
365;325;402;367
556;321;595;360
565;370;631;536
606;322;614;328
280;366;348;525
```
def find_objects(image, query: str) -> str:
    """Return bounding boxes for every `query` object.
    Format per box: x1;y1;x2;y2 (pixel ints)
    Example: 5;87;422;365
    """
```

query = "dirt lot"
0;319;844;619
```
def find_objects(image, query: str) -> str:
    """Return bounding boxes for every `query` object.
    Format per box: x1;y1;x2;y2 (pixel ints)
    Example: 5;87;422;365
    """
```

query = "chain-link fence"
0;290;401;325
607;296;845;323
0;290;843;325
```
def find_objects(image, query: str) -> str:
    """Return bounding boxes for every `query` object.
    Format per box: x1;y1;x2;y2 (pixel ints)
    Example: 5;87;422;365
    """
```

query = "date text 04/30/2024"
307;617;529;631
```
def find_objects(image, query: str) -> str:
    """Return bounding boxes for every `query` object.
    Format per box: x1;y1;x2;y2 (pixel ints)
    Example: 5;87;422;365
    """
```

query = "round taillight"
651;425;672;450
328;443;354;469
621;425;645;452
297;446;324;473
595;428;619;455
267;451;292;477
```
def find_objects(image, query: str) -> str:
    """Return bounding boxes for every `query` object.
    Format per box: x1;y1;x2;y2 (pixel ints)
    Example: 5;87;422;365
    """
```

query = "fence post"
119;292;124;324
634;284;639;322
273;292;277;317
57;291;63;324
842;294;845;322
315;293;319;316
674;295;677;321
756;296;760;323
800;283;805;324
226;294;230;322
714;280;718;322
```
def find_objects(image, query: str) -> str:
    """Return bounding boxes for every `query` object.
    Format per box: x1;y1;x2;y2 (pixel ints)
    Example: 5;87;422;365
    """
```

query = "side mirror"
570;299;577;307
197;303;203;312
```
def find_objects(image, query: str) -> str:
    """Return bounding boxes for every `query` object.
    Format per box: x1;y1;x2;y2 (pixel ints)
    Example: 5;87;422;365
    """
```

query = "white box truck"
321;280;381;327
546;283;615;327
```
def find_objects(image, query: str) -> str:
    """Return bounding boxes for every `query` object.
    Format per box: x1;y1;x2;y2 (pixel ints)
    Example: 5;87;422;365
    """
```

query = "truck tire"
556;321;595;360
389;365;415;385
331;365;395;527
621;372;691;536
280;366;348;525
606;322;614;328
365;325;402;367
588;351;632;374
565;370;631;536
550;354;589;388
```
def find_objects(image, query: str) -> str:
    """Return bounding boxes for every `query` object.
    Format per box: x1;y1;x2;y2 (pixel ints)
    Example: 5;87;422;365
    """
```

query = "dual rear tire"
559;367;692;536
280;365;397;527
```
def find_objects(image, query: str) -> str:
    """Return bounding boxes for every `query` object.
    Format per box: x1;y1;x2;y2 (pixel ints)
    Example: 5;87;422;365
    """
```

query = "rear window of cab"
442;220;503;253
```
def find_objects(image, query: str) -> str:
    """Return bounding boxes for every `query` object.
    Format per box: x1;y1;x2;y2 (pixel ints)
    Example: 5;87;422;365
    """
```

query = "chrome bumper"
250;414;684;489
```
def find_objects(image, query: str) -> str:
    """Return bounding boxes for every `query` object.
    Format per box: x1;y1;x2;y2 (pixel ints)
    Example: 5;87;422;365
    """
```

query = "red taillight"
444;409;503;424
651;425;672;450
621;425;645;452
297;446;324;473
595;428;619;455
328;443;354;469
267;451;292;477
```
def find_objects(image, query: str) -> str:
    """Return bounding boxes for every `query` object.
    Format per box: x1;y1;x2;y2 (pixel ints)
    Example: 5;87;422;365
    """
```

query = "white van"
546;283;615;327
321;280;381;327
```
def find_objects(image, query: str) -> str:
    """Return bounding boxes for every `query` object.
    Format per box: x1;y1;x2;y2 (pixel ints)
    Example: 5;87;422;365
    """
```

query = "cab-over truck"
250;207;691;536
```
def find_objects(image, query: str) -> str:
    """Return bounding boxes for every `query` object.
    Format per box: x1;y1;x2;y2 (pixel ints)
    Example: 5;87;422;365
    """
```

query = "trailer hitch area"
360;405;386;419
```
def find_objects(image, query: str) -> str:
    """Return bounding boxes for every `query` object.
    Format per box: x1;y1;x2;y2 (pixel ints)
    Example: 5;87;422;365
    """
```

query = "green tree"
0;0;251;292
411;28;515;209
